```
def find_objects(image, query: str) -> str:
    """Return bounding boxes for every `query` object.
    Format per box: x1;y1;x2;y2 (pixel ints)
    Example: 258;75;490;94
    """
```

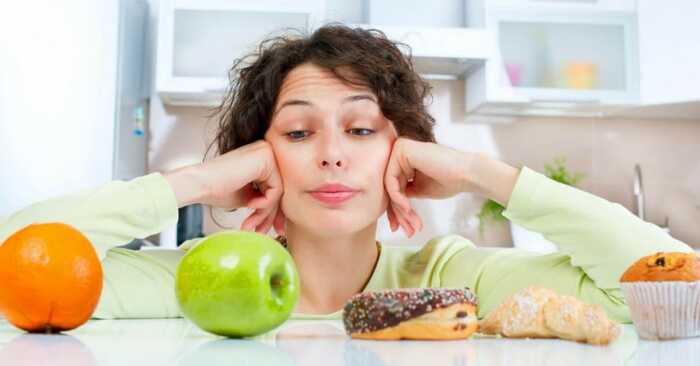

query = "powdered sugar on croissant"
479;286;620;345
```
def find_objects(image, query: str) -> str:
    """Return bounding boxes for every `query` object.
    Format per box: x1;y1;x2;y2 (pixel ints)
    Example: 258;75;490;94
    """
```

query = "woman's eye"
349;128;375;136
285;129;374;140
286;130;310;140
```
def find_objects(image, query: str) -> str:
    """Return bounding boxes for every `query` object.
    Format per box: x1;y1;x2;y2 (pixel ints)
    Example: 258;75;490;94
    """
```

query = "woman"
0;25;691;321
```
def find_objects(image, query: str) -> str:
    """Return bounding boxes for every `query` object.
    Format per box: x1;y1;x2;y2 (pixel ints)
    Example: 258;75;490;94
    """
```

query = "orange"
0;223;103;333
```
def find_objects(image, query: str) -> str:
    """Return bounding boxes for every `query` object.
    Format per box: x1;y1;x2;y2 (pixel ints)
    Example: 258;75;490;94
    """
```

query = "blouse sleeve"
502;166;691;290
0;173;179;260
439;166;692;322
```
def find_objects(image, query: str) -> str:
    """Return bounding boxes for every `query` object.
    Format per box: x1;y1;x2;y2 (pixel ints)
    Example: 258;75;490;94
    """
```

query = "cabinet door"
489;0;635;13
489;11;639;103
637;0;700;104
157;0;324;105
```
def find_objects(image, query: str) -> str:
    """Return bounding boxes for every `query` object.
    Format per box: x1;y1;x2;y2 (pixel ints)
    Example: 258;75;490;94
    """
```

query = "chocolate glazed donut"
342;288;479;340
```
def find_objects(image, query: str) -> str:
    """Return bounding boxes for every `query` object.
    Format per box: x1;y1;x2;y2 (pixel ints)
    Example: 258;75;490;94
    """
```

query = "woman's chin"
285;198;381;235
312;221;357;235
298;216;368;237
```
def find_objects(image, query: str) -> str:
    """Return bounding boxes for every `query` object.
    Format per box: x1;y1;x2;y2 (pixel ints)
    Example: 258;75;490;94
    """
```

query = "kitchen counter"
1;317;699;366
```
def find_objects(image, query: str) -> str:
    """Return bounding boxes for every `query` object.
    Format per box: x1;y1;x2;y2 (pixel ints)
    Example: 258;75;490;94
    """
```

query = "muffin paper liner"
621;281;700;340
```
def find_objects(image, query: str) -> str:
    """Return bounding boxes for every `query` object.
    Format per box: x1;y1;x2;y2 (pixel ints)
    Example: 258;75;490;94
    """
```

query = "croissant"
479;286;620;345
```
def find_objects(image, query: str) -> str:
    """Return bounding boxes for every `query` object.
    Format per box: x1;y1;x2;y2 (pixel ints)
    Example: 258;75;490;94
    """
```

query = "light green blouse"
0;167;691;323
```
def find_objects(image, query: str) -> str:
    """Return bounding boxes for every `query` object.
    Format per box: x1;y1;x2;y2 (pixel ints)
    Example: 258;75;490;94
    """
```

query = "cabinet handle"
530;0;597;3
529;98;600;106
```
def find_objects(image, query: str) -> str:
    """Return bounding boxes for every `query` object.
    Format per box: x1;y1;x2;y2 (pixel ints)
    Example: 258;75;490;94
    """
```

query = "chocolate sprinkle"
342;288;478;334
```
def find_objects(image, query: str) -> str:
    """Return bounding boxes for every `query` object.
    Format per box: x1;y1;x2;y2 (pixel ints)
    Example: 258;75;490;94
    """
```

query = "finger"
386;204;399;232
241;209;265;231
392;203;409;234
240;213;257;232
246;183;282;210
258;155;284;200
394;199;421;233
255;207;277;234
398;202;421;237
264;167;286;236
405;181;419;198
384;163;412;213
273;208;286;236
246;195;269;210
389;178;411;213
402;214;415;238
392;203;414;238
406;207;424;233
386;207;397;233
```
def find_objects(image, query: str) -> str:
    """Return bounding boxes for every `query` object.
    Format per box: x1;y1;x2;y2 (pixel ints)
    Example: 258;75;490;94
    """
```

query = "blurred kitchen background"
1;0;698;251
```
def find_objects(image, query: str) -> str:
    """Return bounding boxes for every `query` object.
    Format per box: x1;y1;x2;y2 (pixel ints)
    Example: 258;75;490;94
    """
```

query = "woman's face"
264;63;398;237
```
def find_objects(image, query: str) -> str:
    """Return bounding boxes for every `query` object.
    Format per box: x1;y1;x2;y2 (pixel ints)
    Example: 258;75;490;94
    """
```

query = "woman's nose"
317;130;346;170
320;159;343;168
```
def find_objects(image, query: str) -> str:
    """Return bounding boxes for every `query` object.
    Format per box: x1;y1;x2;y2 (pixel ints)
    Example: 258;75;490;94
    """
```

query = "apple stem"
271;276;287;287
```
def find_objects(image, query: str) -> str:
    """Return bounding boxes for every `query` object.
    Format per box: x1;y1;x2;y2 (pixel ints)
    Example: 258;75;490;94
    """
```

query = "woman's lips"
309;191;358;205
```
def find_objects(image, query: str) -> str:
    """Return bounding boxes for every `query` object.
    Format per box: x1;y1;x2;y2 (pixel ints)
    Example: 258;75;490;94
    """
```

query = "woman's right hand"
163;140;286;235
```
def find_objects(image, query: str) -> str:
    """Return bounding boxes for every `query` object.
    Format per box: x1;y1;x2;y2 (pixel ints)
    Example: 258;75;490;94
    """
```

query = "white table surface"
1;317;700;366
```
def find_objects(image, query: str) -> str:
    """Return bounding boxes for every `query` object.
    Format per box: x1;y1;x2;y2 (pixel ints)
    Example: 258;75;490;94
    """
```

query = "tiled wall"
148;80;700;247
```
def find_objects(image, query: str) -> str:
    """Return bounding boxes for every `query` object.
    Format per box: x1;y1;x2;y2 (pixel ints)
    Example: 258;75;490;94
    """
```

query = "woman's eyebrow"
274;94;377;115
343;94;377;104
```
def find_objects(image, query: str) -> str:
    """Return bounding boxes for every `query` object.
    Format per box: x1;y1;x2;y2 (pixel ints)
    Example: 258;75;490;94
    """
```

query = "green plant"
477;199;506;236
477;156;585;236
544;157;585;186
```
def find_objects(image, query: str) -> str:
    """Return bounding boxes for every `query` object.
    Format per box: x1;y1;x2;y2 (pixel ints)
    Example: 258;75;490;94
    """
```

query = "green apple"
175;230;299;337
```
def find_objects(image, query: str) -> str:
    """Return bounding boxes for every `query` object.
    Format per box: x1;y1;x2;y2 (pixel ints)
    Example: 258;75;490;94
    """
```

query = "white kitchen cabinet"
485;0;636;14
156;0;324;106
156;0;492;105
604;0;700;120
326;0;492;81
465;0;700;120
154;0;700;118
365;0;466;27
625;0;700;111
465;2;639;118
347;24;492;80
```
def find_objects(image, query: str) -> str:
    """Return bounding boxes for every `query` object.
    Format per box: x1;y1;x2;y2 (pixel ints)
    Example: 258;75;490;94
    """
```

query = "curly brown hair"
207;24;438;236
210;24;437;157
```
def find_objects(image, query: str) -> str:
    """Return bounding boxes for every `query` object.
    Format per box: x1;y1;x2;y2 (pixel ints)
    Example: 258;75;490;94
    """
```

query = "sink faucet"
633;164;644;220
633;164;671;234
633;164;645;221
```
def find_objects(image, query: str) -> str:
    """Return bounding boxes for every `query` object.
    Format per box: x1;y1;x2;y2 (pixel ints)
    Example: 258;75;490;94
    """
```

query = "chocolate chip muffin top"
620;252;700;282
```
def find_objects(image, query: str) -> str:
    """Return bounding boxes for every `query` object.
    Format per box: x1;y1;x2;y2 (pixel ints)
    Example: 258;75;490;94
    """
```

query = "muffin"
620;252;700;340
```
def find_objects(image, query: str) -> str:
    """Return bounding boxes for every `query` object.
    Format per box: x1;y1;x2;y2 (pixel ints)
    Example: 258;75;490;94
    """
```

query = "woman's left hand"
384;138;477;237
